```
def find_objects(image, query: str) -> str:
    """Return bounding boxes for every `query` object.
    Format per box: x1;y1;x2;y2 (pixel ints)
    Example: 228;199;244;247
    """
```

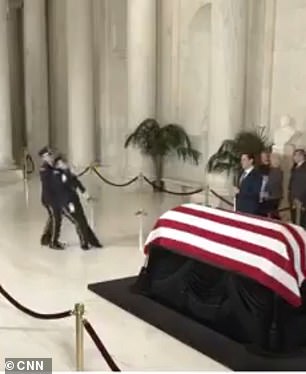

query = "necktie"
239;171;247;185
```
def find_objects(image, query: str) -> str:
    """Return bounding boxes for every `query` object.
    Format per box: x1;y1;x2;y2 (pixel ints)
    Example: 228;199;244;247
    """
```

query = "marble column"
66;0;94;167
127;0;156;175
0;0;14;167
157;0;180;124
23;0;49;162
210;0;248;155
260;0;276;129
208;0;248;199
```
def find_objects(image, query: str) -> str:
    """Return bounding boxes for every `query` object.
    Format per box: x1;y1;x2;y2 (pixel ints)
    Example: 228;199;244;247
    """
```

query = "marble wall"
270;0;306;137
244;0;266;129
7;6;25;163
96;0;128;175
161;0;249;184
48;0;68;153
5;0;306;182
159;0;212;183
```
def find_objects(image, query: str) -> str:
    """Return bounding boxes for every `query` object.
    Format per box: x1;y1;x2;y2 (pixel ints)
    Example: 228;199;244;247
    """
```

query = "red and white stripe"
144;203;306;307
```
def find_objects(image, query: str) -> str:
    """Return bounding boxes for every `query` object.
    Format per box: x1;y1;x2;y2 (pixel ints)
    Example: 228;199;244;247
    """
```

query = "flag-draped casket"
144;203;306;307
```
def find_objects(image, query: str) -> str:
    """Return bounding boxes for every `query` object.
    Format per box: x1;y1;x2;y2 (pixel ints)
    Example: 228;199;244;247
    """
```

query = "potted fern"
124;118;201;189
207;128;272;182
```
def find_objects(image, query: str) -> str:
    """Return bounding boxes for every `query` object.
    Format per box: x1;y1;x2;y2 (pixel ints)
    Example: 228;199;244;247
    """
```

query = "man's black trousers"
41;204;62;245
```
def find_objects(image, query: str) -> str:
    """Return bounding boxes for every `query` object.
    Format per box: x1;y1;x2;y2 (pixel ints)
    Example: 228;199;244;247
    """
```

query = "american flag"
144;203;306;307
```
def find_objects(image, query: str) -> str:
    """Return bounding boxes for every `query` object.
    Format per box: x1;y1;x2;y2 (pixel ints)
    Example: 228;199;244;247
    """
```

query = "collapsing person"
39;146;65;250
54;155;103;250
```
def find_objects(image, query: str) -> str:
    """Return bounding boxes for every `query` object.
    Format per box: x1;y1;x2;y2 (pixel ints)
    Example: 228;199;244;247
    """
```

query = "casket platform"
89;204;306;370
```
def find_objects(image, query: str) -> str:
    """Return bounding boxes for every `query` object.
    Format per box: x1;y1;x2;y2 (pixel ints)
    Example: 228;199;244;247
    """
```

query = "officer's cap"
38;146;52;157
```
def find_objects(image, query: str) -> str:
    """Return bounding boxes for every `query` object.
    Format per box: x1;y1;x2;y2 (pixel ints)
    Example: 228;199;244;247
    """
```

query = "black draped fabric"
135;245;306;354
227;275;274;349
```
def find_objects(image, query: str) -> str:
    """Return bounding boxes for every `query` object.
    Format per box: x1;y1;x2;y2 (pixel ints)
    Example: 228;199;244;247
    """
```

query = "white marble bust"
272;114;296;154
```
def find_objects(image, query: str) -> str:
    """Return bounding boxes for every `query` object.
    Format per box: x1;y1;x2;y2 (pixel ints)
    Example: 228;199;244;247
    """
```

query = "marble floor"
0;173;228;371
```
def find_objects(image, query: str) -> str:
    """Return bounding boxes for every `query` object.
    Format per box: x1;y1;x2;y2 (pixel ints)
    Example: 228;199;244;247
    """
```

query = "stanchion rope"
0;285;72;320
83;318;120;371
208;189;292;215
92;167;138;188
209;189;234;207
143;176;203;196
77;166;91;178
76;164;295;209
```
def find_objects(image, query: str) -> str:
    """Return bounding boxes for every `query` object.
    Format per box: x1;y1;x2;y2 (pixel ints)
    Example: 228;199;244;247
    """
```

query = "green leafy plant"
207;128;272;177
124;118;201;188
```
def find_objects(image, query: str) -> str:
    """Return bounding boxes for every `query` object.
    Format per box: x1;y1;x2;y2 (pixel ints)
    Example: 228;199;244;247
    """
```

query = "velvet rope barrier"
92;167;138;188
209;189;234;207
209;189;291;215
76;164;292;216
143;176;203;196
83;318;121;372
77;166;91;178
0;285;72;320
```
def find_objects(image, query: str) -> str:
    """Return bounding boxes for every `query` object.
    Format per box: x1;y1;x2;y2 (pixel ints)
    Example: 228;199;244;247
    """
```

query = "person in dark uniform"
39;146;65;250
258;150;271;216
288;149;306;228
54;155;103;250
265;153;283;219
234;153;262;215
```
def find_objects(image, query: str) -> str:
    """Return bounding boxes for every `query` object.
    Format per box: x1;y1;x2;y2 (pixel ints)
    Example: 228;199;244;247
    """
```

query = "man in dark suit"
288;149;306;227
258;150;271;216
39;146;65;250
234;153;262;215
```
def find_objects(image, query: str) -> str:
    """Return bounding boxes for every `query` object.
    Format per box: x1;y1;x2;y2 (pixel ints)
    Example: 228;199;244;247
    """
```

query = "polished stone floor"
0;173;228;371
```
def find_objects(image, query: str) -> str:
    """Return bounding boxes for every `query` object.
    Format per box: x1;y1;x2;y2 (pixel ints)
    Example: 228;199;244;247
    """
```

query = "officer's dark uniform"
54;160;102;250
289;161;306;228
258;163;271;216
39;149;64;249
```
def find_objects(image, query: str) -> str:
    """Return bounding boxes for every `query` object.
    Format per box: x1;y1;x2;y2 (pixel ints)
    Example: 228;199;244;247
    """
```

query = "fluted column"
66;0;94;167
127;0;156;175
157;0;180;124
0;0;13;167
208;0;248;200
23;0;49;162
210;0;248;155
260;0;276;129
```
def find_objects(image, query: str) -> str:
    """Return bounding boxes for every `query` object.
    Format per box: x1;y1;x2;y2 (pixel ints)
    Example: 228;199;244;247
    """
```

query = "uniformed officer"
39;146;65;250
54;155;103;250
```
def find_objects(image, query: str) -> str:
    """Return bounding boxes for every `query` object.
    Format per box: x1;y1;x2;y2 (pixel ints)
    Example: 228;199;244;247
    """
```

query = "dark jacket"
55;169;86;207
69;171;86;195
289;161;306;205
236;168;262;214
39;162;63;208
266;167;283;200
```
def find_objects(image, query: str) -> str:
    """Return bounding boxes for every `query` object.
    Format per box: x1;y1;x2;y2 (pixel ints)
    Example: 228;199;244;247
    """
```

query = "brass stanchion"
89;163;97;227
23;149;29;208
295;199;302;226
22;148;28;181
204;185;209;206
135;173;147;252
233;195;237;212
74;303;85;371
90;198;95;230
135;209;147;252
